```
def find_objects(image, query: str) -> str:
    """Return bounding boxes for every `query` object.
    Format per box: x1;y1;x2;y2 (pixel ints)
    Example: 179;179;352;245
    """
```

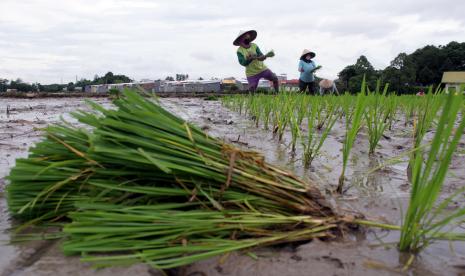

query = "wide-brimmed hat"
233;30;257;46
319;79;334;89
301;49;316;59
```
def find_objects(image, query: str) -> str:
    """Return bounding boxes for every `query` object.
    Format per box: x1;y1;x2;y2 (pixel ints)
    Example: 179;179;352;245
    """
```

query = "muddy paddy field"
1;96;465;275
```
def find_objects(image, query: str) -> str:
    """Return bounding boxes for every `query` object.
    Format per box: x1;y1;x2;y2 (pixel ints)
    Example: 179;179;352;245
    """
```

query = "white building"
442;72;465;93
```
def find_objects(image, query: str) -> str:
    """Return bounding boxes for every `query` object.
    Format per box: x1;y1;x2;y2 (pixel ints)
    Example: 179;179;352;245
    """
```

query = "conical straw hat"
319;79;334;89
233;30;257;46
300;49;316;59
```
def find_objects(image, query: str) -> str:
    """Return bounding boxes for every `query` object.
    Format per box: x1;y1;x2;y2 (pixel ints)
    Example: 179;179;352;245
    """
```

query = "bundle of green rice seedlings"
62;202;338;269
7;90;333;222
6;124;97;220
6;89;340;270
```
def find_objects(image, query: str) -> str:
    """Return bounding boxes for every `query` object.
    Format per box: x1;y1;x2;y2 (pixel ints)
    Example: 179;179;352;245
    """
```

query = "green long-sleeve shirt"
236;43;267;77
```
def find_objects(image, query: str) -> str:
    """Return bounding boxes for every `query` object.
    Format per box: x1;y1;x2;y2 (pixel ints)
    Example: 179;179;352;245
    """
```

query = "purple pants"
247;69;278;91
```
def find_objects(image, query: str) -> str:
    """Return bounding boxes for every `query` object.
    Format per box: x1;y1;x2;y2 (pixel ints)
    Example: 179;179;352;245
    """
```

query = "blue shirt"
298;60;317;82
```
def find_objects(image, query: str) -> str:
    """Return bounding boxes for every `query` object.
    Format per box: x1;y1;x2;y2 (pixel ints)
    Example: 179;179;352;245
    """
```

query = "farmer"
298;49;321;94
319;79;339;95
234;30;279;93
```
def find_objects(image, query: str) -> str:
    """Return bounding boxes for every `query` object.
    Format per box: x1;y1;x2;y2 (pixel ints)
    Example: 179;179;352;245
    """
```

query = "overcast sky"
1;0;464;84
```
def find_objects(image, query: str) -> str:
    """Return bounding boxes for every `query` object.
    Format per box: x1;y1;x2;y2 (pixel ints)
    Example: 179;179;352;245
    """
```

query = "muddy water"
0;97;464;275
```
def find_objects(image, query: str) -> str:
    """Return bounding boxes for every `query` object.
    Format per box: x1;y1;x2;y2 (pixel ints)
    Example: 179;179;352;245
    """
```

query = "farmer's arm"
237;52;252;66
307;62;317;73
298;60;304;73
255;46;267;61
310;63;322;73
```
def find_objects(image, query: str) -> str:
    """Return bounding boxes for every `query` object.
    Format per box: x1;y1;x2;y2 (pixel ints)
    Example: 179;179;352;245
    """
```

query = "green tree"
337;56;379;93
176;74;189;81
440;57;454;72
92;72;132;84
67;82;75;92
418;66;435;85
9;79;34;92
338;65;357;91
354;55;375;74
0;79;8;92
382;53;416;93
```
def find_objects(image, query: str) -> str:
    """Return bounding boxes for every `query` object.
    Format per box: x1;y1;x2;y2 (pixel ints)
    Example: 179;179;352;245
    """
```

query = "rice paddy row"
222;84;465;252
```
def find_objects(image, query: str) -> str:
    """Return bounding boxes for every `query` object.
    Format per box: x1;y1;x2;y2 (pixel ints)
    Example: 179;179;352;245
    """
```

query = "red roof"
281;79;299;85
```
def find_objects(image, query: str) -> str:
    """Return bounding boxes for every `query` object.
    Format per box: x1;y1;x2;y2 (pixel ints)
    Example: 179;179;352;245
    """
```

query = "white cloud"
0;0;464;83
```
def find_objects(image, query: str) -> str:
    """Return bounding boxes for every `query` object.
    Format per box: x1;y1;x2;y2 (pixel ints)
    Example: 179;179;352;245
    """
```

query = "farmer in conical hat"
298;49;321;94
234;30;279;93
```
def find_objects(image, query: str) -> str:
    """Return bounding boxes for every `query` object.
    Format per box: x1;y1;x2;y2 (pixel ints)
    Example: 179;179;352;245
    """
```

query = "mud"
1;97;465;276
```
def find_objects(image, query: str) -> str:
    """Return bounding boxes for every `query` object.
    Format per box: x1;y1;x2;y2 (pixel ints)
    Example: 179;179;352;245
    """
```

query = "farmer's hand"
311;65;322;73
299;68;304;73
265;51;275;58
257;55;267;61
247;54;257;61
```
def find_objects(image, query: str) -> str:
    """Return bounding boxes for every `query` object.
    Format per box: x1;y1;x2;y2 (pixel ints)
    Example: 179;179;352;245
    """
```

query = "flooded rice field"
1;97;465;275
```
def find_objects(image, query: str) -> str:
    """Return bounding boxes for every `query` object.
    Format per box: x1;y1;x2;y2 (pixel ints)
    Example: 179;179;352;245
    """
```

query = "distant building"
160;80;221;93
277;73;287;82
257;79;272;90
199;80;221;93
442;71;465;93
222;77;245;92
280;79;299;91
237;79;249;91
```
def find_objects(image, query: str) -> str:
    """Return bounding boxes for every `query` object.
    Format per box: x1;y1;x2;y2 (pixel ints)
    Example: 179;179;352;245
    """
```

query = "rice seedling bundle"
7;90;340;269
63;202;338;269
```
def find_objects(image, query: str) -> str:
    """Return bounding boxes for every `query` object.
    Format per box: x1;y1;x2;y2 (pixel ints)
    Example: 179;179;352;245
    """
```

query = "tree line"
337;41;465;94
0;72;132;93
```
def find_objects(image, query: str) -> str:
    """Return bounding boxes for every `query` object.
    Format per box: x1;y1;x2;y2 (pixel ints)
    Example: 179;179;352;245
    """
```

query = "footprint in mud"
317;255;345;269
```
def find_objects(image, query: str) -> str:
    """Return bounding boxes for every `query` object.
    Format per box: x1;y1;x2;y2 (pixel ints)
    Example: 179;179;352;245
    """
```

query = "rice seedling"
411;87;441;148
337;87;367;193
289;113;301;153
384;95;398;131
364;81;389;155
399;91;465;252
296;94;309;126
403;97;417;127
314;97;331;130
262;96;274;130
275;97;291;141
301;100;338;167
